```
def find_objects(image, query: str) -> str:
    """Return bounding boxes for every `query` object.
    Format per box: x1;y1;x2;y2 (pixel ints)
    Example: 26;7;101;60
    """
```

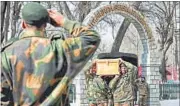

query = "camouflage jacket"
135;80;149;96
84;64;113;103
110;61;138;103
1;18;100;106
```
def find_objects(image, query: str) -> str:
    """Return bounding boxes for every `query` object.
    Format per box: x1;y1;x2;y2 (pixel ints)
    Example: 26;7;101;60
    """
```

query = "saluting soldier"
1;2;100;106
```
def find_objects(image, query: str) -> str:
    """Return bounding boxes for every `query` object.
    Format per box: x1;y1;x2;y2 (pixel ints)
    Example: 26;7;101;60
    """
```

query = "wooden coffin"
95;59;120;75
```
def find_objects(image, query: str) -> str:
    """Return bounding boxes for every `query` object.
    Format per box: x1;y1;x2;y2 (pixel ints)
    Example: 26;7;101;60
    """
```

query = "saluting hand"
48;10;64;27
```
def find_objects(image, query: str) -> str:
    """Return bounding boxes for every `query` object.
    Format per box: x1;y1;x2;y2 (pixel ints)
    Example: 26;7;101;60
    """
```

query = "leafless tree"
143;1;178;81
11;1;22;38
1;1;10;43
111;1;142;52
1;1;7;43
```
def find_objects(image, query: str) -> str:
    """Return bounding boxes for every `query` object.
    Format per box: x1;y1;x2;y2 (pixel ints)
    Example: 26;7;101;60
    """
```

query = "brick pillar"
79;72;88;106
72;72;89;106
147;41;161;106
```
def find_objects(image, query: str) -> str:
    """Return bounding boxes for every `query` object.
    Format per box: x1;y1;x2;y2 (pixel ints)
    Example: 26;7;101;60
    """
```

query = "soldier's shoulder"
1;37;19;52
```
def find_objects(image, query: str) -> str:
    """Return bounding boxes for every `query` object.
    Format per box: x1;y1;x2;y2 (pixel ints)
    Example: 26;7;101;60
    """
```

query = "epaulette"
1;37;19;52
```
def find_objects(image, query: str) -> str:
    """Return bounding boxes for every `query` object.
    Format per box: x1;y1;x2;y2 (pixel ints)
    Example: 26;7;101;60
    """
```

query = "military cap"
22;2;49;27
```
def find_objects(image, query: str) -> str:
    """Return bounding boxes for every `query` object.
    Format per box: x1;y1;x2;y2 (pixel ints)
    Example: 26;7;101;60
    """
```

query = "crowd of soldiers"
85;59;149;106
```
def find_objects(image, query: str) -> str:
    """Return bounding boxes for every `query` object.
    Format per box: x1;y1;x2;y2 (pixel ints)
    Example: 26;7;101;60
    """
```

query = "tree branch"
1;1;7;43
163;1;168;16
155;3;166;15
63;1;75;20
57;2;63;14
91;1;102;9
2;1;10;42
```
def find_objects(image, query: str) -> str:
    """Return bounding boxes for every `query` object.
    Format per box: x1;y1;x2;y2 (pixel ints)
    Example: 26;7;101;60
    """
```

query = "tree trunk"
63;2;74;20
78;1;91;22
57;2;63;14
1;1;7;43
160;51;167;82
11;2;21;38
47;1;51;9
111;18;131;52
111;1;142;52
2;1;10;43
175;35;178;72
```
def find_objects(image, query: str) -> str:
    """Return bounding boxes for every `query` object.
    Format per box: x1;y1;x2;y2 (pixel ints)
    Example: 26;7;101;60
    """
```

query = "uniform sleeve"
123;61;134;69
123;61;138;80
1;53;13;106
132;66;138;84
83;63;94;82
123;61;138;84
40;19;100;105
109;75;120;91
83;64;94;91
61;18;100;79
134;79;140;87
131;66;138;94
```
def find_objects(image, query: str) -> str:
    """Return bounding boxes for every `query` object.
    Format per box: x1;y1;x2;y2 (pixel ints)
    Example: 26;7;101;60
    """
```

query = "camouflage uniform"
1;3;100;106
135;79;148;106
85;67;108;105
110;61;138;106
84;64;114;106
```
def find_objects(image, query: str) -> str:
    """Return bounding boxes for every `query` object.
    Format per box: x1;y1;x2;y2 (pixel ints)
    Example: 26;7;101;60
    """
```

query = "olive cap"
22;2;49;26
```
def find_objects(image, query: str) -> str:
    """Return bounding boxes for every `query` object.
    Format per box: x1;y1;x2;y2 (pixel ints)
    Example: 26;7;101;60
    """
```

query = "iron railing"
159;83;180;100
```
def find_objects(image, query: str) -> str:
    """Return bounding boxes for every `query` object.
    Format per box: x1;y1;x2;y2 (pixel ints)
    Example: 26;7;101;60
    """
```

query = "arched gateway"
73;4;161;106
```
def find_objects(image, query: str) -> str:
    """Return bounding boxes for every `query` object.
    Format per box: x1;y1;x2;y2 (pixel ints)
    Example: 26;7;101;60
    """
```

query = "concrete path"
160;100;180;106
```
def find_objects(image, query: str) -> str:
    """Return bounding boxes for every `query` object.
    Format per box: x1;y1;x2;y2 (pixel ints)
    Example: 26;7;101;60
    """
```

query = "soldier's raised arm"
40;10;100;105
48;10;100;79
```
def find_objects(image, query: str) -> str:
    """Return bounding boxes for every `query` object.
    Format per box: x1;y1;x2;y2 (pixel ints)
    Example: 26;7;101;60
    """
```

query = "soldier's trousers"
114;100;134;106
89;99;113;106
89;103;108;106
138;95;148;106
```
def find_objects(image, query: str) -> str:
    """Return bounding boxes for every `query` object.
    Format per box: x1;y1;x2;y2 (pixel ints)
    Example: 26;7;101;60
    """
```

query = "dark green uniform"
1;2;100;106
84;63;116;106
135;79;148;106
110;61;138;106
85;60;137;106
84;65;109;105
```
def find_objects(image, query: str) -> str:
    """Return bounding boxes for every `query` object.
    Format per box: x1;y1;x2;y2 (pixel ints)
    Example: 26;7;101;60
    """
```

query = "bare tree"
111;1;142;52
47;1;51;9
77;1;92;22
11;1;22;38
1;1;7;43
1;1;10;43
1;2;7;32
145;1;178;81
62;2;75;20
174;2;180;78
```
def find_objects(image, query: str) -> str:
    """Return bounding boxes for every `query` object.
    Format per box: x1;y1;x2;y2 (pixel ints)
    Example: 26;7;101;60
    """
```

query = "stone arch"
83;3;158;75
82;4;161;106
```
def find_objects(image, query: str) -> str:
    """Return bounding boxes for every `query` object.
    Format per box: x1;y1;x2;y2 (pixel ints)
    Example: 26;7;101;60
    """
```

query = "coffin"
95;59;121;75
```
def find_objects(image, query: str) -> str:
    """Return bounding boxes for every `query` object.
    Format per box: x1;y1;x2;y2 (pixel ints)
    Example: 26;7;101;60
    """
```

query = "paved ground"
160;100;180;106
